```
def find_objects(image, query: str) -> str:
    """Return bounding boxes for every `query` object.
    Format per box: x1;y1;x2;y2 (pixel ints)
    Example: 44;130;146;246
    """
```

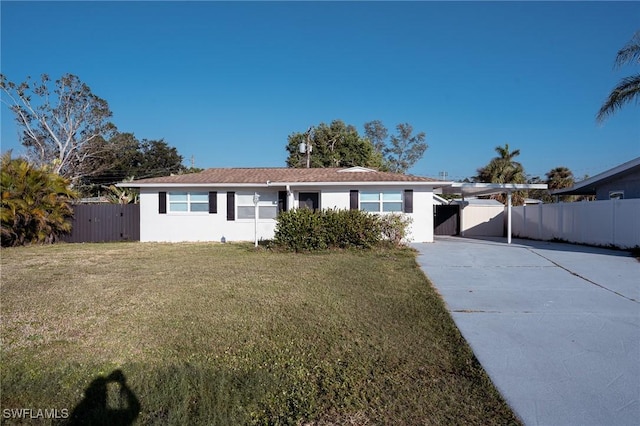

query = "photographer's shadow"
67;369;140;426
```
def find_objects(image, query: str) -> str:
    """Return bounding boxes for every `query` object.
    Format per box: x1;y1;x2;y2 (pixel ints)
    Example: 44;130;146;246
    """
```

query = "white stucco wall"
461;205;505;237
411;187;434;242
139;185;435;243
140;187;278;243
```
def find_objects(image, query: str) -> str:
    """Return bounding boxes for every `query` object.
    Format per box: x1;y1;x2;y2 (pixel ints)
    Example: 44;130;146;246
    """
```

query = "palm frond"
596;74;640;123
614;31;640;68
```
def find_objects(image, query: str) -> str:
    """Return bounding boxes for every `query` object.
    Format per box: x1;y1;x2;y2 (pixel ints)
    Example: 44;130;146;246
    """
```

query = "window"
360;191;403;213
236;192;278;219
168;192;209;212
609;191;624;200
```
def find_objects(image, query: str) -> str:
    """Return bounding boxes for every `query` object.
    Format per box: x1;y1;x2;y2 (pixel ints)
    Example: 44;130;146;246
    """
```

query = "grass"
0;242;520;425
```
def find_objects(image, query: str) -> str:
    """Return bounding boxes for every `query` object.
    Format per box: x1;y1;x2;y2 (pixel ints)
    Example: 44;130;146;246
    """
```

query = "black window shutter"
227;192;235;221
209;191;217;214
159;192;167;214
350;190;358;210
278;191;287;213
404;190;413;213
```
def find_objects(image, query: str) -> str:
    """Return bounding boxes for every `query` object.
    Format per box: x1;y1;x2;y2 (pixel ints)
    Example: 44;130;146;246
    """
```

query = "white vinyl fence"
512;199;640;249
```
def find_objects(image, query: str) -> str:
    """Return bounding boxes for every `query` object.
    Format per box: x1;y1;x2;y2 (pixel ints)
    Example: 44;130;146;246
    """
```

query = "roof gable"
337;166;377;173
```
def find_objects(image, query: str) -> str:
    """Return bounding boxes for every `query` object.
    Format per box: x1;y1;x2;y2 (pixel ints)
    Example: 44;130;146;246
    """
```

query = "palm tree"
596;30;640;123
475;144;526;184
546;166;574;190
545;166;575;203
475;144;527;205
1;153;77;246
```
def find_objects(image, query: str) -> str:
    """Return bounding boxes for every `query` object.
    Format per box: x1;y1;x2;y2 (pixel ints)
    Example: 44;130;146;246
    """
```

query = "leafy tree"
136;139;185;177
597;30;640;123
285;120;384;169
363;121;428;173
78;133;186;196
182;166;205;174
363;120;388;154
384;123;428;173
475;144;527;205
75;132;139;190
1;152;78;246
0;73;116;182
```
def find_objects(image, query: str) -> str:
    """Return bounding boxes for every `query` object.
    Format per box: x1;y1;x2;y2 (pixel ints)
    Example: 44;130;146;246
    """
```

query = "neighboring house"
552;157;640;200
120;167;447;243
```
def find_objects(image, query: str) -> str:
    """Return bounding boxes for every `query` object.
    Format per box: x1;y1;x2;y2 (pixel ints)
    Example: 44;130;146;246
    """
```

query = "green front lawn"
0;243;519;425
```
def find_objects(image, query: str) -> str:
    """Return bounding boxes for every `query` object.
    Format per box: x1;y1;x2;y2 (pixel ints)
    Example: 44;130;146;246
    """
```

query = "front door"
299;192;319;211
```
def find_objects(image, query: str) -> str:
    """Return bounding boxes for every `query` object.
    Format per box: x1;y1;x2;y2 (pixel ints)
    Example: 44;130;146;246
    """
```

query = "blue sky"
1;1;639;181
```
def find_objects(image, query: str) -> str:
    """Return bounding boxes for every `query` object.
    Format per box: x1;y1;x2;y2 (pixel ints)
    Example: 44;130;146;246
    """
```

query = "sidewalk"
413;236;639;426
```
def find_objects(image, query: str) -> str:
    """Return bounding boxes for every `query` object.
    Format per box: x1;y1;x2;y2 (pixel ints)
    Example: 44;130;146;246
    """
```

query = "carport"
441;183;547;244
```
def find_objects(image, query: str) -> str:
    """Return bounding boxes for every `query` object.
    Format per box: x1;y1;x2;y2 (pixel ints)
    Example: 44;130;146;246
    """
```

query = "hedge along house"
119;167;448;243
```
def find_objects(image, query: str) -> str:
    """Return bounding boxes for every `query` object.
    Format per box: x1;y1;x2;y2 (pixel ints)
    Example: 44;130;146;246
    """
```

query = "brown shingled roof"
129;167;439;185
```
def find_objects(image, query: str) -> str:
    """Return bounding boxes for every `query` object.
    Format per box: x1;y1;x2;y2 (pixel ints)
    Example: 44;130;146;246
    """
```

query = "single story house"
120;167;449;243
552;157;640;200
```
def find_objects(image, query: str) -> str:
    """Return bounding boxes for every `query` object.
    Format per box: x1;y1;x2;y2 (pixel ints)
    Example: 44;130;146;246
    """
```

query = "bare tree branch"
1;73;115;181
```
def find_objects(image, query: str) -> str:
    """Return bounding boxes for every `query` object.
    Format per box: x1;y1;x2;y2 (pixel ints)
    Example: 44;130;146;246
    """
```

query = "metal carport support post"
441;182;547;245
507;191;512;244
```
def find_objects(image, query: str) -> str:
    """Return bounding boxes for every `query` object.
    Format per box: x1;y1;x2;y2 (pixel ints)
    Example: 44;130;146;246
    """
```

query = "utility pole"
306;131;312;168
298;126;314;168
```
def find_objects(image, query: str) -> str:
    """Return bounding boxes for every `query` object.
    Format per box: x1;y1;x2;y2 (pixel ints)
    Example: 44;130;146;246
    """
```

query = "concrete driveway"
413;236;639;426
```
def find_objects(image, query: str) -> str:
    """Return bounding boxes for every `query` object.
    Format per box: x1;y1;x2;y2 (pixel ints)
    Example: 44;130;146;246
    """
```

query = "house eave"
551;157;640;196
442;183;548;197
119;181;453;189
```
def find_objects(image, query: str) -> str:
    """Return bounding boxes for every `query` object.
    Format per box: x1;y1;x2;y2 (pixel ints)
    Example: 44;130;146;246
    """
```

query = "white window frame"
236;191;279;220
168;191;209;213
359;190;403;213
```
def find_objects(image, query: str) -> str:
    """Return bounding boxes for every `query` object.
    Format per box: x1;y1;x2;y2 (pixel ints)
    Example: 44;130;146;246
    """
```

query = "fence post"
611;200;616;247
537;203;543;240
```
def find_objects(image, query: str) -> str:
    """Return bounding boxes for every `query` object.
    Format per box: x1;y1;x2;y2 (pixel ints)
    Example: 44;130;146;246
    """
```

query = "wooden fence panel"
121;204;140;241
434;205;460;235
61;204;140;243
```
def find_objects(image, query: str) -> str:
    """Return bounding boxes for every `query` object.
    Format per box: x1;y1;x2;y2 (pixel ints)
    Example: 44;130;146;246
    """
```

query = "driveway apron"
413;236;639;426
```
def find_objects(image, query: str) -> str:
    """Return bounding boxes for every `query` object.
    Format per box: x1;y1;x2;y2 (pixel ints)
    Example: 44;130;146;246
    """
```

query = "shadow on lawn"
66;369;140;426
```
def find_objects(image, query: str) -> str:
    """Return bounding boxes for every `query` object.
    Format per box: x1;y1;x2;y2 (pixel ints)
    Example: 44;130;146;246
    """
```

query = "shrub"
1;153;77;246
327;209;380;249
273;208;383;252
379;213;413;247
273;208;327;252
